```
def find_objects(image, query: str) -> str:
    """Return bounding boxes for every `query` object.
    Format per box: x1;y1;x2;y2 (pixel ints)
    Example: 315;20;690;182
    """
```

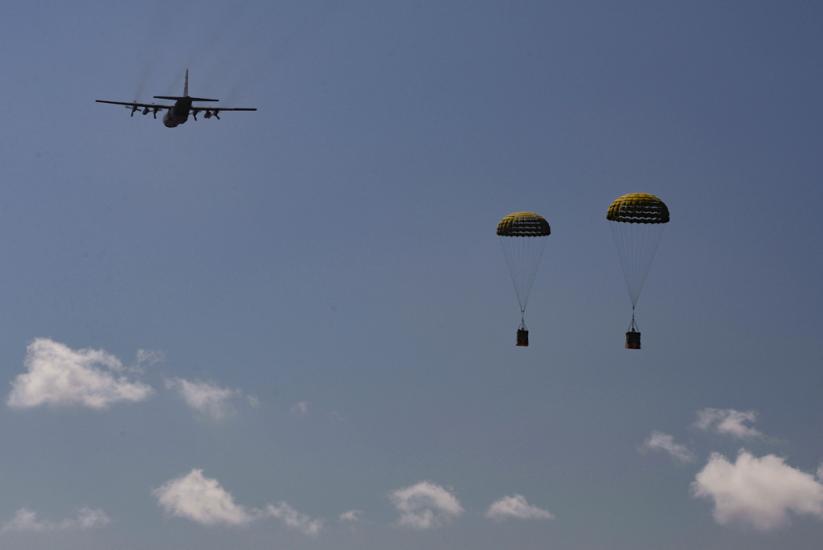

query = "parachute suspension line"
629;305;638;332
499;235;546;314
610;221;665;308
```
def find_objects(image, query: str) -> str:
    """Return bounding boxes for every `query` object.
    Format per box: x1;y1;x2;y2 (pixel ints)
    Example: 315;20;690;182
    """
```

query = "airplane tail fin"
184;68;189;97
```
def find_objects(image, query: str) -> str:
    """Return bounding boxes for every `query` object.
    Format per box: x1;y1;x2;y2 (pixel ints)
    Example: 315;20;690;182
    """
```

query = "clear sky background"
0;1;822;548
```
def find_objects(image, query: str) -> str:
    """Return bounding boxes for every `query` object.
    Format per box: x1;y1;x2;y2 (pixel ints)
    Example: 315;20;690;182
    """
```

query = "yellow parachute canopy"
496;212;551;237
606;193;670;224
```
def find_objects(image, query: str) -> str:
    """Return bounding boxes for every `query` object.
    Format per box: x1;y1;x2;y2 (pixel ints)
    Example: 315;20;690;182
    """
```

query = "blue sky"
0;1;822;548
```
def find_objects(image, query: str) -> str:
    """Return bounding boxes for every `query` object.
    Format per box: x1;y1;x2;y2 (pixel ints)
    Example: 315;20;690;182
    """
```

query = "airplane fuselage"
163;99;192;128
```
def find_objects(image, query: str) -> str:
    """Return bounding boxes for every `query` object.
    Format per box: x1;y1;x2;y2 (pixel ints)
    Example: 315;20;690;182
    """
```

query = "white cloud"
818;464;823;481
290;401;310;416
153;469;254;526
1;507;110;533
7;339;153;409
692;451;823;530
486;495;554;521
339;509;362;523
166;378;240;420
154;469;323;536
390;481;463;529
695;408;762;439
265;503;323;536
640;431;695;463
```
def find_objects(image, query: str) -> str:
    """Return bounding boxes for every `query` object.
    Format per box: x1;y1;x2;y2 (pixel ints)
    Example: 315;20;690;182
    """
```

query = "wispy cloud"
7;338;153;410
486;495;554;521
165;378;246;421
695;408;762;439
640;431;695;463
390;481;463;529
1;507;110;533
692;451;823;530
265;502;323;536
153;469;322;535
290;401;310;417
135;349;165;368
339;509;362;523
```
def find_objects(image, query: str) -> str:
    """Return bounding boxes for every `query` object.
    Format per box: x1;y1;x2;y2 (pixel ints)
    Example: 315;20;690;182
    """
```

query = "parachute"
606;193;670;349
497;212;551;347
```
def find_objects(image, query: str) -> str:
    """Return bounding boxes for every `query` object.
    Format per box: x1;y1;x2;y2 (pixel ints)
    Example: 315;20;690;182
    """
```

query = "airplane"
96;69;257;127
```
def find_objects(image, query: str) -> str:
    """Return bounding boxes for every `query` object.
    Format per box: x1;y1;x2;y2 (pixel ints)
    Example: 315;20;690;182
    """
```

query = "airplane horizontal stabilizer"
153;95;220;102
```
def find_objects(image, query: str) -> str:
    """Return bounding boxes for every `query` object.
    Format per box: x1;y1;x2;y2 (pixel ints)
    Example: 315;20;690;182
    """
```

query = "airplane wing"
96;100;171;109
96;100;172;117
191;106;257;112
190;106;257;120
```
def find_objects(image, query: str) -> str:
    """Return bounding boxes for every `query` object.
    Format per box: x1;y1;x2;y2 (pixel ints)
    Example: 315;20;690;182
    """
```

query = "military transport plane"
96;70;257;127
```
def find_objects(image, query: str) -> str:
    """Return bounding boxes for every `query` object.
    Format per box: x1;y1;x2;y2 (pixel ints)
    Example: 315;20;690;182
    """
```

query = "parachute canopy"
606;193;670;224
497;212;551;237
